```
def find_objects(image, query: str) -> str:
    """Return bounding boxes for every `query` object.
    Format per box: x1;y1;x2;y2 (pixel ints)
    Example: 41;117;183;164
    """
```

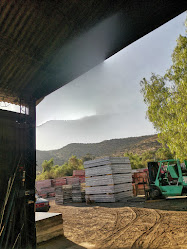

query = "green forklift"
145;159;187;200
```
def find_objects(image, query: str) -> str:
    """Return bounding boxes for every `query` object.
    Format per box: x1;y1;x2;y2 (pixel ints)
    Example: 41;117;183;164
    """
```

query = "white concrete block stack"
84;157;132;202
72;184;82;202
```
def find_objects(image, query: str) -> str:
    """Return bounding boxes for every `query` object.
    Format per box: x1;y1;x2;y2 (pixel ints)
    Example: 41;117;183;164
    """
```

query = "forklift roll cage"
151;159;187;197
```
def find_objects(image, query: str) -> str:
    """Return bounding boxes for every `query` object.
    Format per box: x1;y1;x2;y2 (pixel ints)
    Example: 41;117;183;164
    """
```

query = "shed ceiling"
0;0;186;105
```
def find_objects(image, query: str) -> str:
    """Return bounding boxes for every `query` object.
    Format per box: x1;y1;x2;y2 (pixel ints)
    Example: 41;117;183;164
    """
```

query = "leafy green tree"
64;155;84;176
82;153;95;162
42;158;54;172
140;19;187;160
155;148;174;160
141;151;156;168
124;152;144;169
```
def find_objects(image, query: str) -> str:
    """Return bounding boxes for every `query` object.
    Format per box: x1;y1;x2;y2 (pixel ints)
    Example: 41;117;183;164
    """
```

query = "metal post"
26;100;36;248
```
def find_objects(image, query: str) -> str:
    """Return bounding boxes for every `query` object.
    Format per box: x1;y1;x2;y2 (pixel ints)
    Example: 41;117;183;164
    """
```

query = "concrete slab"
36;212;64;244
35;212;62;221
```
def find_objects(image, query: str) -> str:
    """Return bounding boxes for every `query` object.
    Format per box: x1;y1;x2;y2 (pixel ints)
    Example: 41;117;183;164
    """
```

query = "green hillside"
36;134;161;172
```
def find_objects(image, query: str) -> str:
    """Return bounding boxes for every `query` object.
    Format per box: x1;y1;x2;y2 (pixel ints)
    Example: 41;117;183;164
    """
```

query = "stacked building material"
36;175;85;199
36;212;64;243
84;157;132;202
81;183;86;202
66;177;80;185
73;170;85;183
62;185;73;203
72;184;82;202
39;187;55;198
36;179;52;191
132;169;149;196
36;179;55;198
73;170;85;176
55;185;73;204
55;186;64;205
55;177;67;186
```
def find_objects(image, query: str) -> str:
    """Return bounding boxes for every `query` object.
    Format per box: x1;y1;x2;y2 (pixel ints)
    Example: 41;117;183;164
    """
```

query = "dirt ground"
38;197;187;249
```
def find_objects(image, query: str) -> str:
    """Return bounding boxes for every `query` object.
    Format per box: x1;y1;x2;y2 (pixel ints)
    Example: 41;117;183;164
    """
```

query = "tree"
140;19;187;160
155;148;174;160
82;153;95;162
64;155;84;176
124;152;144;169
42;158;54;172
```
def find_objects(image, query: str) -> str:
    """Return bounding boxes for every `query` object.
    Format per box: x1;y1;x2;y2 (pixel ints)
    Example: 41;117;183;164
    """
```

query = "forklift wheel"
150;189;160;200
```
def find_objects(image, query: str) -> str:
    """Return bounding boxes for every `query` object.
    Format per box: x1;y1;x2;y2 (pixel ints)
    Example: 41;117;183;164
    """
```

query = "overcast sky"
35;12;186;150
1;12;185;150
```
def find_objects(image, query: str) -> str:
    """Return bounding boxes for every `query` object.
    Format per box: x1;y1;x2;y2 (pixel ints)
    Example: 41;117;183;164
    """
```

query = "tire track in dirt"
97;207;137;248
131;209;161;249
98;208;158;249
108;208;155;249
98;208;161;249
50;202;187;249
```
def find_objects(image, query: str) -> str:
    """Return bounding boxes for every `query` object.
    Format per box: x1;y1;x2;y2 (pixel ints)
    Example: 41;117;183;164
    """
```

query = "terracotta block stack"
36;179;55;198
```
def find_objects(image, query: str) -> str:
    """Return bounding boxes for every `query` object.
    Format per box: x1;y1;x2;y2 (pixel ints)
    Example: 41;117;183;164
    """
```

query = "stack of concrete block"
73;170;85;183
55;186;64;205
36;212;64;243
55;185;72;204
66;177;79;185
84;157;132;202
55;183;83;204
62;185;73;203
81;183;86;202
36;179;55;198
72;184;82;202
54;177;67;186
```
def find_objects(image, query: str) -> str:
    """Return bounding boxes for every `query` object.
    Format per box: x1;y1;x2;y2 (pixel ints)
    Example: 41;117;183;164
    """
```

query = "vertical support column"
26;100;36;248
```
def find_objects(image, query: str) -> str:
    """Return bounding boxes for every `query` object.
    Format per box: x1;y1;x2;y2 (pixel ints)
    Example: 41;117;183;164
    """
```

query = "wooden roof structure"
0;0;186;105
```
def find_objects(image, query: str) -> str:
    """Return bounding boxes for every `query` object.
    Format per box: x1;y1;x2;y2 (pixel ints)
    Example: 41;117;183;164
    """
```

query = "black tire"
150;189;160;200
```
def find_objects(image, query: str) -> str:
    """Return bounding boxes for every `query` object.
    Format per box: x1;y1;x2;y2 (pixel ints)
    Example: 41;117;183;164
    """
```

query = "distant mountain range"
36;113;155;150
36;134;161;172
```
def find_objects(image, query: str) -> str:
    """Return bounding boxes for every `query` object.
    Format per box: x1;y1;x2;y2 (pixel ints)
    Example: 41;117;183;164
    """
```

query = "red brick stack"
73;170;85;183
66;176;80;185
54;177;67;186
36;179;55;198
132;169;149;196
36;170;85;198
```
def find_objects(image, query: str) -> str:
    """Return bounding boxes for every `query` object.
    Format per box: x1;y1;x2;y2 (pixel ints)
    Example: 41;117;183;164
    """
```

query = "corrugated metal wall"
0;109;36;248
